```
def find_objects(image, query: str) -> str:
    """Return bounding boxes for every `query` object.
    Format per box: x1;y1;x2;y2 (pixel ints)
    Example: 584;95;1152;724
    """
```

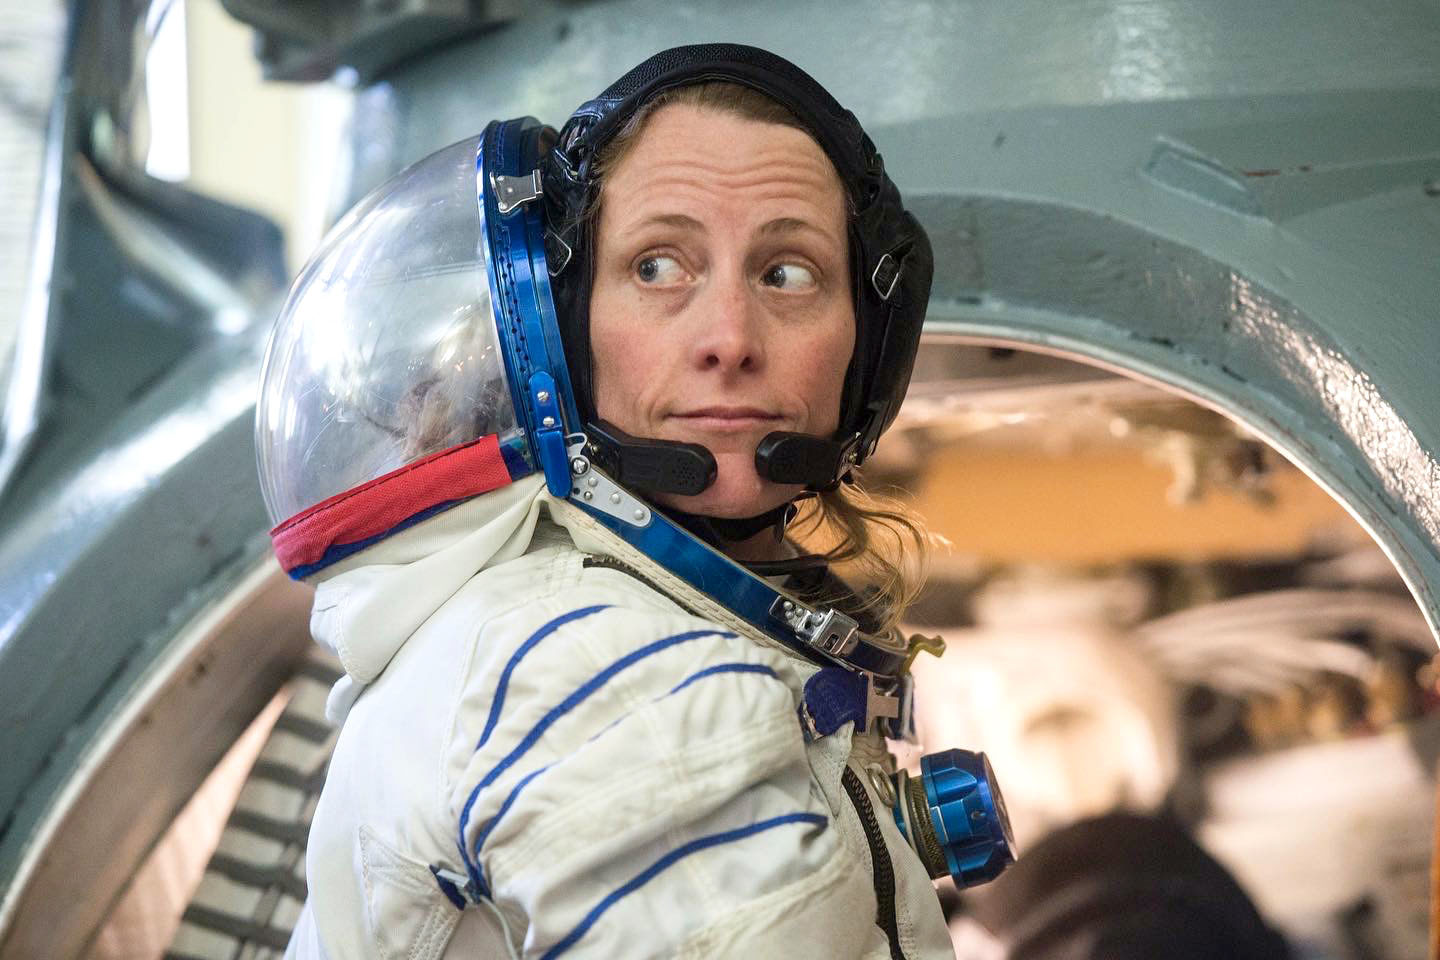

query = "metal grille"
165;650;342;960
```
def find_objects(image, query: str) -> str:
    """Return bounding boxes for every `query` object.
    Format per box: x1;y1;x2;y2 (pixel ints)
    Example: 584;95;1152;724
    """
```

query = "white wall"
185;0;352;274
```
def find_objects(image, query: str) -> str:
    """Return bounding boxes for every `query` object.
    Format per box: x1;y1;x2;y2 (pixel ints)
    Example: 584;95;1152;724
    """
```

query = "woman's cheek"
796;336;850;428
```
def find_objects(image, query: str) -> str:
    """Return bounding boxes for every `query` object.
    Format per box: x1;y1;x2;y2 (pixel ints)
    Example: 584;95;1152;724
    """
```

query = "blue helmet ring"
479;116;581;498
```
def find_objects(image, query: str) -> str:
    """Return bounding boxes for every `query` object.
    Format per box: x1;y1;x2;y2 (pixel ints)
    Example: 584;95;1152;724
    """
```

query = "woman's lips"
671;407;784;434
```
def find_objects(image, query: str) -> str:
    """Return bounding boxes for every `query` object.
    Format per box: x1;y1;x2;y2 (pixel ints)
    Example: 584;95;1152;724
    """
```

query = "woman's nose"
691;269;764;374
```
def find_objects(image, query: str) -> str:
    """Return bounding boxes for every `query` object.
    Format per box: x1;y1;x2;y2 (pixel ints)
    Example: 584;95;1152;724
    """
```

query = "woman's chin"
652;450;801;519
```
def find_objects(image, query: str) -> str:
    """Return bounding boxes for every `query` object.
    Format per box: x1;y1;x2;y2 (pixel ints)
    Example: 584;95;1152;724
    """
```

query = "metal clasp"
493;169;543;215
864;675;901;728
544;228;573;275
870;252;900;301
565;436;651;527
771;597;860;658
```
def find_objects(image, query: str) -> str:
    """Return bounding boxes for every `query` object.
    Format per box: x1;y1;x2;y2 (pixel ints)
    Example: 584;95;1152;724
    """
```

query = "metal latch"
771;598;860;658
865;675;901;728
565;436;652;527
493;169;543;215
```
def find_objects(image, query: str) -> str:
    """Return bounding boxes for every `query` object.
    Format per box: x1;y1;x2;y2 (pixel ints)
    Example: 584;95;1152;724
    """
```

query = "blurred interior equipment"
956;812;1292;960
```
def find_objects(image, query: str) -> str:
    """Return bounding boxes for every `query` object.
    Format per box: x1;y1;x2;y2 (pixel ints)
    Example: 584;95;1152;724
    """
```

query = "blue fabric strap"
799;666;869;741
430;865;474;910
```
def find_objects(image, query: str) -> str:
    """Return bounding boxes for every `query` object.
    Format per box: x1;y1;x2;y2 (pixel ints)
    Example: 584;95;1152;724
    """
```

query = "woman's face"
589;102;854;520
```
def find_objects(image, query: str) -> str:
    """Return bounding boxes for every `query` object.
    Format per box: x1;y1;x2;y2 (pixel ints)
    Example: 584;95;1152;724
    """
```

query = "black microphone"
753;431;862;491
585;420;717;496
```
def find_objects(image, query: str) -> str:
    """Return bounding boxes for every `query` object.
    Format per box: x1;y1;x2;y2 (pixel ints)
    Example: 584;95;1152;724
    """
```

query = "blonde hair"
794;481;931;635
590;81;931;633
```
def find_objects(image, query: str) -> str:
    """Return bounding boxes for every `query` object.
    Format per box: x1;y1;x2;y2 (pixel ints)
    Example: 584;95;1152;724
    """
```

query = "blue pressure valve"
891;749;1016;888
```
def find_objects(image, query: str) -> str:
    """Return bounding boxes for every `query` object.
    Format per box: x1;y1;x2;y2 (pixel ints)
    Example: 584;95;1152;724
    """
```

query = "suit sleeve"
447;598;886;959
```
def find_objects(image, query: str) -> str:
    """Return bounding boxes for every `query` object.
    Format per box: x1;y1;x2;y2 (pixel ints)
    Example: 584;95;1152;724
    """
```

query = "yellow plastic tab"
902;632;946;672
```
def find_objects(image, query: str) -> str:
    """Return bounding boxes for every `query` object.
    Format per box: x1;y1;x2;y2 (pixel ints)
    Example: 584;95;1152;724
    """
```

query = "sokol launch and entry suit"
258;44;1012;960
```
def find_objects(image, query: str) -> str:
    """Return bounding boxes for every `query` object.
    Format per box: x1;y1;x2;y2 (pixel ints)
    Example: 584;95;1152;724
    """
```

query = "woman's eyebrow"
621;212;707;237
757;216;837;242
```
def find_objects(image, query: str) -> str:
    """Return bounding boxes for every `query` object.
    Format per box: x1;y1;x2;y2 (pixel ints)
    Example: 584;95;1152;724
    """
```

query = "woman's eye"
635;255;686;285
761;263;817;291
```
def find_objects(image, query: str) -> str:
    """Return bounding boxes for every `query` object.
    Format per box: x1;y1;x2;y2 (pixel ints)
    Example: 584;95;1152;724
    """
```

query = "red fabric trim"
271;435;513;571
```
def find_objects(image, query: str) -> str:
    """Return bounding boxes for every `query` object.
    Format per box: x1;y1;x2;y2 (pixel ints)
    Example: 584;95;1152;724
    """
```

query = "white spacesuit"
257;44;1012;959
281;476;954;958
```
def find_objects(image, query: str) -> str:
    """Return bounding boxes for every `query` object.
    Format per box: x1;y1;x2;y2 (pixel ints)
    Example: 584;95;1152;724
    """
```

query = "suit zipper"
582;554;657;585
580;555;704;616
842;765;905;960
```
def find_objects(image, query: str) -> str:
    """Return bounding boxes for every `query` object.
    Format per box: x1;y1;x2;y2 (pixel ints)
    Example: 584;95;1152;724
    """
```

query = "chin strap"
663;501;798;547
744;551;831;584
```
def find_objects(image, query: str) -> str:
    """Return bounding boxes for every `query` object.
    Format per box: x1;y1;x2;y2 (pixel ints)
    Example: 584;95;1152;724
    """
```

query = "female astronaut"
257;44;1011;959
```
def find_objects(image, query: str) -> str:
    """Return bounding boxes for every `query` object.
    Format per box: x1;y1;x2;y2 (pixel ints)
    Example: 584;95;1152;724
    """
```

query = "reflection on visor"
256;136;525;529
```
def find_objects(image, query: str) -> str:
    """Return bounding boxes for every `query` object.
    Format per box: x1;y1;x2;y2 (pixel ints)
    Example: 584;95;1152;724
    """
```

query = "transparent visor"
256;135;521;525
